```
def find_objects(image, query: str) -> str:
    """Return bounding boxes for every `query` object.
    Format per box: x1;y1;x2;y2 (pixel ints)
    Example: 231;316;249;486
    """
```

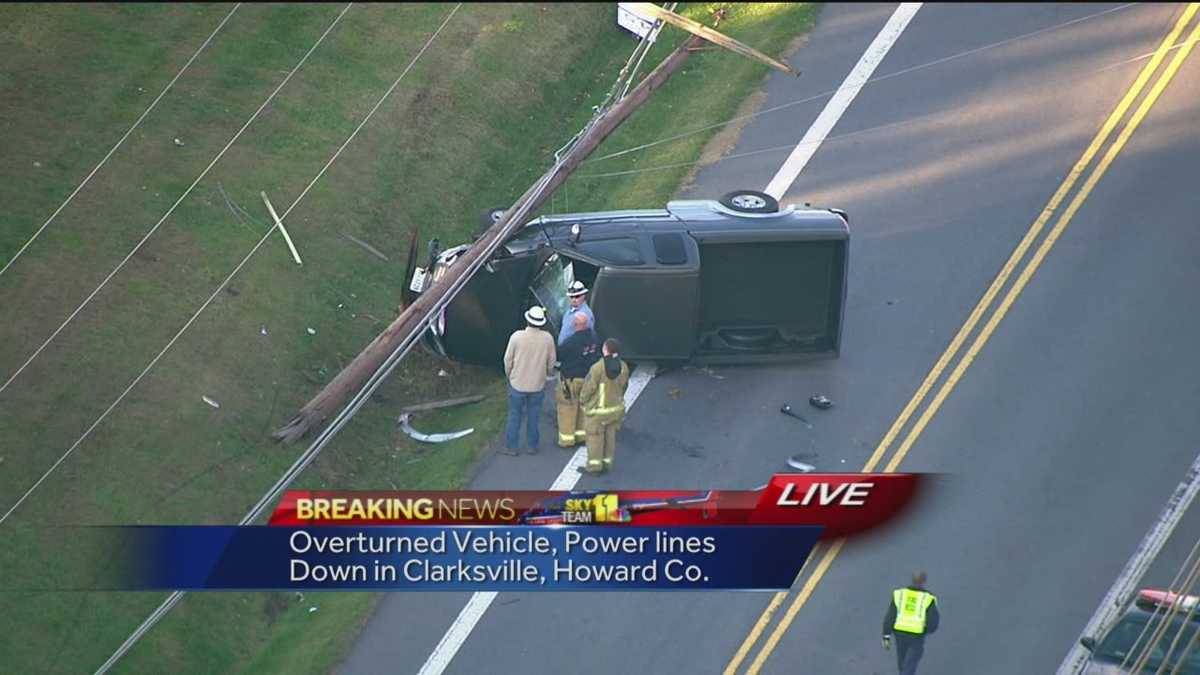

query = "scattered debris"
683;364;726;380
397;394;485;415
306;327;317;335
202;396;220;409
398;413;474;443
218;182;257;233
262;191;303;265
173;137;185;147
786;456;815;472
780;404;812;428
341;232;390;262
809;394;833;410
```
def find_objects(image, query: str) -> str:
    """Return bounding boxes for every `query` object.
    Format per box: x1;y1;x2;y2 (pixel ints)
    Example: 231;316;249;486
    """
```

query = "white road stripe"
1055;449;1200;674
415;363;657;675
763;3;922;200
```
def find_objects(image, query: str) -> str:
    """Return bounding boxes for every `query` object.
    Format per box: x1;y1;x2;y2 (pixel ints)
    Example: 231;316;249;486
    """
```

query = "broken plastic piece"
398;413;473;443
786;456;815;472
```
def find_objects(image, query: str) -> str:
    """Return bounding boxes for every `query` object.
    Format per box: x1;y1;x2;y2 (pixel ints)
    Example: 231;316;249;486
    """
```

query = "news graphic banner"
39;474;922;592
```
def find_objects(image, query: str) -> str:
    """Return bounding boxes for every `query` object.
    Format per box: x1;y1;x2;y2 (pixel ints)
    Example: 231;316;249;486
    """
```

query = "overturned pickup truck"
404;190;849;367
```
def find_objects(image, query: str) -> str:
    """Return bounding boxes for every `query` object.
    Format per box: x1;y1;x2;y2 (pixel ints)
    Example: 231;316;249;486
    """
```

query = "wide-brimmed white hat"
525;305;547;326
566;281;588;298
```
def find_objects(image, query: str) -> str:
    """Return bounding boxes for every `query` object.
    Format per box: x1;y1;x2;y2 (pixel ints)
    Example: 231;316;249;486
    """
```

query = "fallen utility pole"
273;10;797;443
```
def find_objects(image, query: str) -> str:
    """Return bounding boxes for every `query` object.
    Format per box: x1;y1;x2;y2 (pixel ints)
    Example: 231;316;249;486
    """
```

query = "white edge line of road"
763;2;922;200
415;364;657;675
1055;448;1200;674
415;3;924;673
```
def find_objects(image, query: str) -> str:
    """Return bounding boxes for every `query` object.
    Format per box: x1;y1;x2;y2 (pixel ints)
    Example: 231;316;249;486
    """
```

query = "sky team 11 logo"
563;494;628;523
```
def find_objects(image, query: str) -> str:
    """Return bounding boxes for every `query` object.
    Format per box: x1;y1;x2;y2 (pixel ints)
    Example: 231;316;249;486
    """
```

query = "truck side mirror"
1079;636;1096;651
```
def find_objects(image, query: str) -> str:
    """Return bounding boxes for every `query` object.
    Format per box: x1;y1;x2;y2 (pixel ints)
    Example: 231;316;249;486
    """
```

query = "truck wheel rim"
731;194;766;209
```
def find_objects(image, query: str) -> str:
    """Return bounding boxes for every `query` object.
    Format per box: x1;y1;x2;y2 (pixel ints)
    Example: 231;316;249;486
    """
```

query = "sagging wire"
1118;535;1200;672
1123;544;1200;673
580;3;1138;168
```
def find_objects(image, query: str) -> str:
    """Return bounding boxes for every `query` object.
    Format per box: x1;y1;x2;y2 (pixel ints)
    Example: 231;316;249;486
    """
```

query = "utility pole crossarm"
625;3;801;77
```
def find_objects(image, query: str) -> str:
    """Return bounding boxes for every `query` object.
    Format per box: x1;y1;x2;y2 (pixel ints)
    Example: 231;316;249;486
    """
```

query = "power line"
0;3;357;527
1119;535;1200;672
0;4;242;280
583;3;1138;167
0;3;354;397
88;7;701;670
575;31;1196;181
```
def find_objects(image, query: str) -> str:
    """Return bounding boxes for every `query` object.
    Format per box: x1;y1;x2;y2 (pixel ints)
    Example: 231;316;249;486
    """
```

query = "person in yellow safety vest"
555;312;601;448
882;571;939;675
576;338;629;474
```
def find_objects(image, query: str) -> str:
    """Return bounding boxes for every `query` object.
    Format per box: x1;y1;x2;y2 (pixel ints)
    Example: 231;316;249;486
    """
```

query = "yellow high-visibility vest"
892;589;935;634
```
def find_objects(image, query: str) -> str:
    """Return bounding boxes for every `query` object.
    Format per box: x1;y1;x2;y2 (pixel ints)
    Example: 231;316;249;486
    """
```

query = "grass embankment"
0;3;815;673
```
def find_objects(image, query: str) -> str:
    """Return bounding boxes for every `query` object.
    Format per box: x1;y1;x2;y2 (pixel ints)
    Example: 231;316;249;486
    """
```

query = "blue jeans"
506;386;544;450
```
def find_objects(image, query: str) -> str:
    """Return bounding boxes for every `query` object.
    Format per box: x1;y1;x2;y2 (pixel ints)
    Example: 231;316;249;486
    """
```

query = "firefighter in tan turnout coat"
577;338;629;474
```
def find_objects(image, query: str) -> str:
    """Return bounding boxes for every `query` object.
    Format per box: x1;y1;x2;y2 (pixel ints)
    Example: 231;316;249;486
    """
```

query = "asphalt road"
341;4;1200;674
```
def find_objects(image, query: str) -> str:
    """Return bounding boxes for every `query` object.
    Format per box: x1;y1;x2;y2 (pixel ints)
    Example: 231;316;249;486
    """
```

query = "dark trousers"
894;632;925;675
505;386;544;450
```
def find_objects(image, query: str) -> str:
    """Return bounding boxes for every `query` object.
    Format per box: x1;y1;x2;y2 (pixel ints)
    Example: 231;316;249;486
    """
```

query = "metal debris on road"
202;396;220;409
398;413;474;444
683;364;726;380
809;394;833;410
780;404;813;428
786;456;815;472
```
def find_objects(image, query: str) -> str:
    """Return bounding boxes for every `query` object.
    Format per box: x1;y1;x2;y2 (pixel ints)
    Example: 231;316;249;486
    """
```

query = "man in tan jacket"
502;306;556;455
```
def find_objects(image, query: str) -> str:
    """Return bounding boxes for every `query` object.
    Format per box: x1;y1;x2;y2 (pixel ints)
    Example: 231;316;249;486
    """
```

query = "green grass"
0;3;816;673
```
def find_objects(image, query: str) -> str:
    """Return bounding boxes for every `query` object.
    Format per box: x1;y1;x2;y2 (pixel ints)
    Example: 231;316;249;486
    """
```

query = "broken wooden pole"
626;3;801;76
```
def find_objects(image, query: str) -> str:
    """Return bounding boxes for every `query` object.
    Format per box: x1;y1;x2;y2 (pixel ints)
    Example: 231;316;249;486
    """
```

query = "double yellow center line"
725;5;1200;673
